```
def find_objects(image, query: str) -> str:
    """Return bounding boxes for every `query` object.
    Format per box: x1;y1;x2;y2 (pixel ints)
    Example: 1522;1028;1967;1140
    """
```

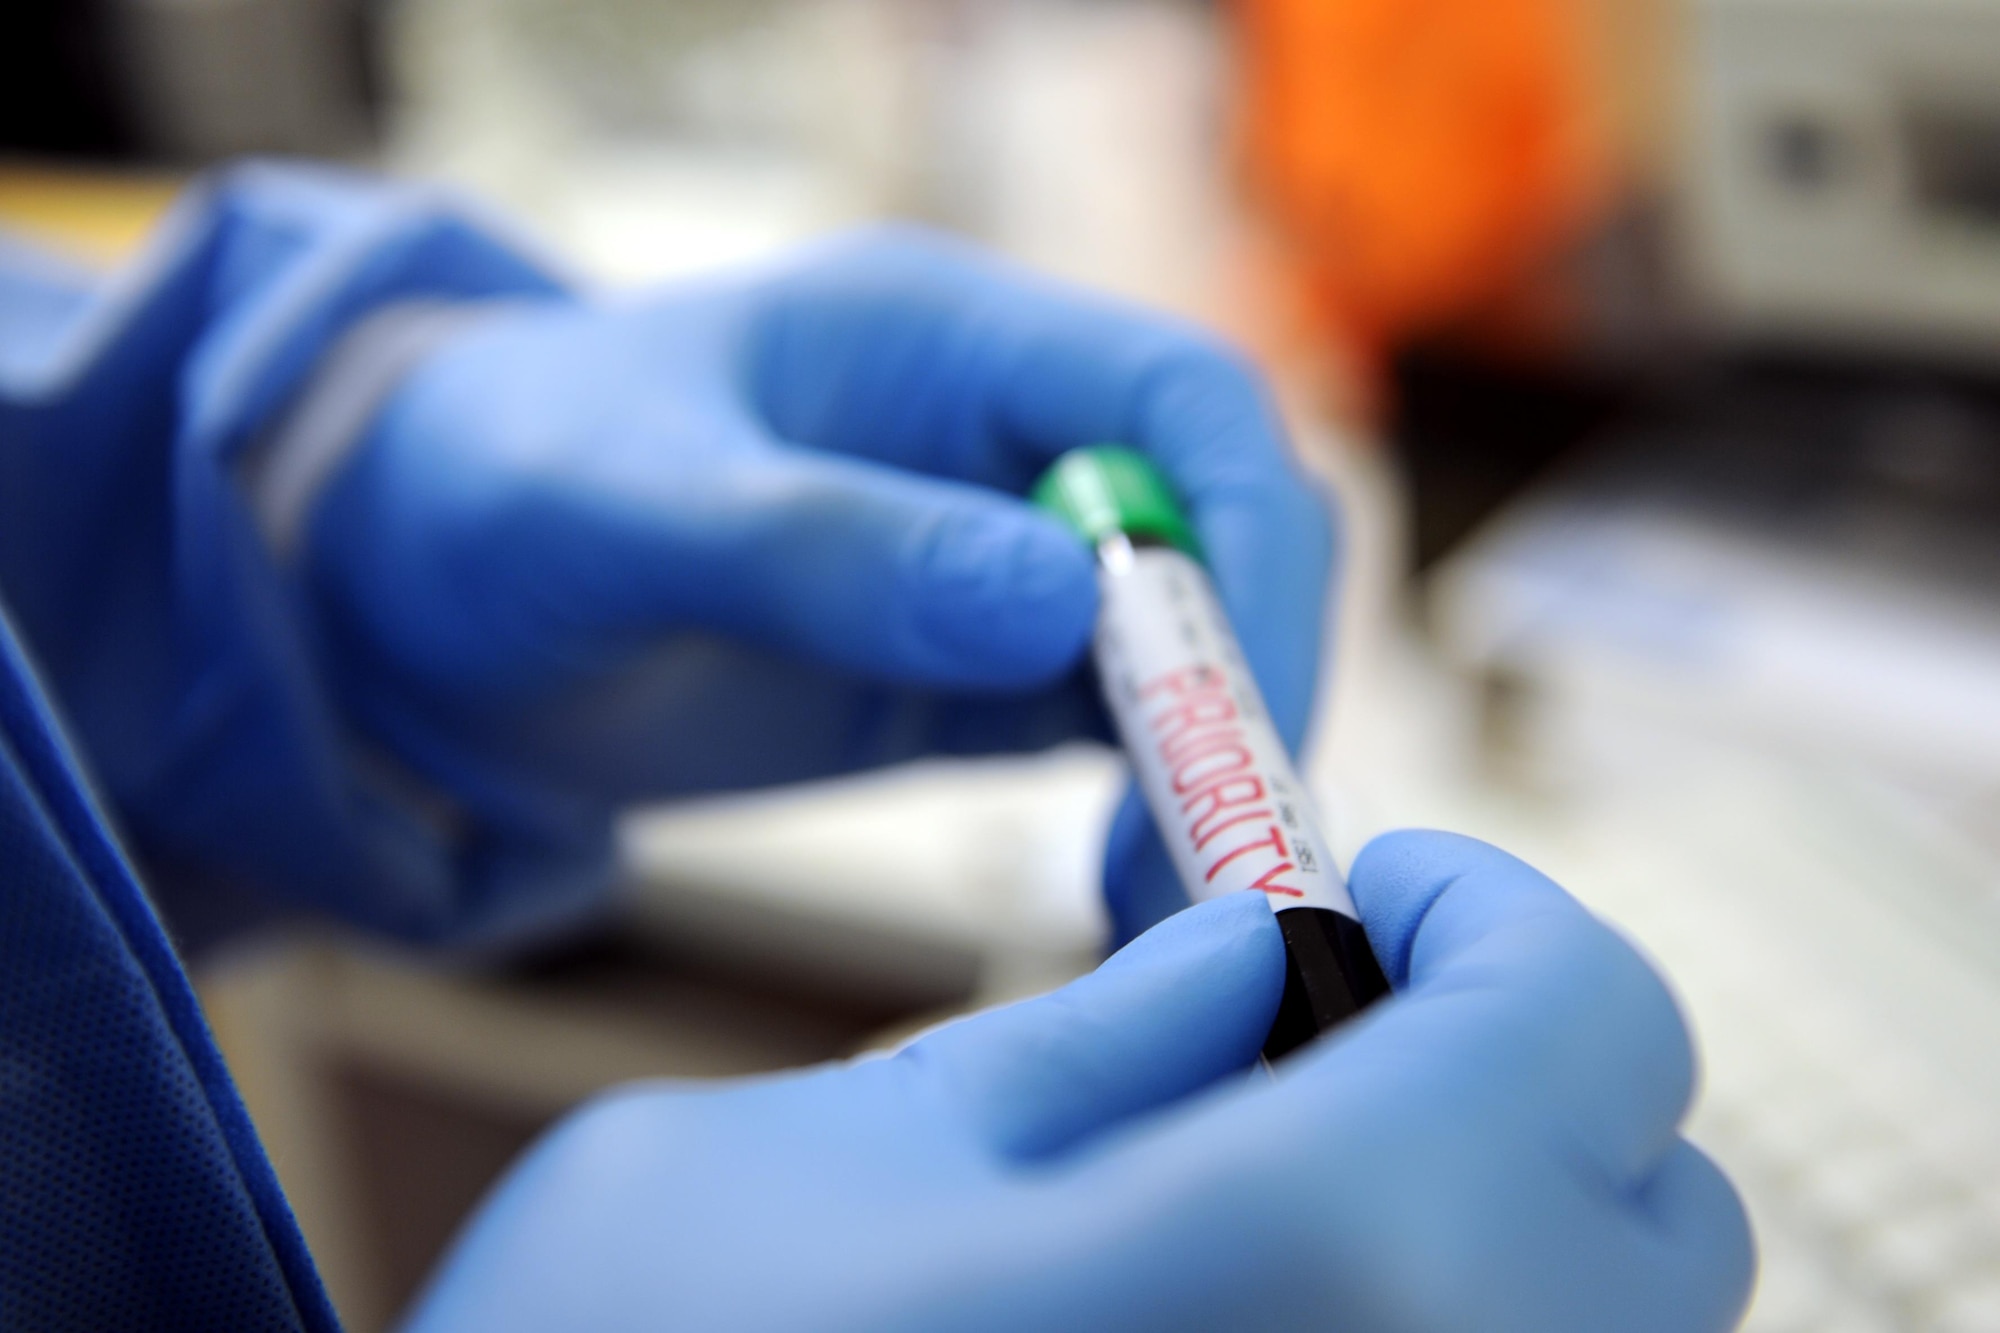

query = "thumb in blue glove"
404;830;1753;1332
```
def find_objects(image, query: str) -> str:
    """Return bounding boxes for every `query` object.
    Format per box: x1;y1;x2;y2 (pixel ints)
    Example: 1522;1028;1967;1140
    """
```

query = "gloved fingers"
989;298;1335;748
1323;830;1698;1189
903;892;1283;1162
1635;1139;1759;1329
485;644;1116;802
1101;782;1194;946
749;228;1334;748
571;443;1099;691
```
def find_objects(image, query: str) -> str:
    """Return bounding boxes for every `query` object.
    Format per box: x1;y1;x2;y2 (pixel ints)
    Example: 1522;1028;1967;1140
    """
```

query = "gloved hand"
304;229;1330;941
404;831;1754;1333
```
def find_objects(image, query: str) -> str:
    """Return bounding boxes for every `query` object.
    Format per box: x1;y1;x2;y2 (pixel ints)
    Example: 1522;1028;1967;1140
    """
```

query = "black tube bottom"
1263;907;1391;1062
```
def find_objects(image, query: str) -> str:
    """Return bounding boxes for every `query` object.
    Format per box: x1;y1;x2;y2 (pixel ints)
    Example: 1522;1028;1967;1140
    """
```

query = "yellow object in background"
0;163;182;266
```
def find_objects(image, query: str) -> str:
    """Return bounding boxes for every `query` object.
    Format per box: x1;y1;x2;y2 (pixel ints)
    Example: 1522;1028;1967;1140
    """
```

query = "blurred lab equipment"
383;0;1231;303
1435;374;2000;788
1419;0;2000;902
381;0;912;281
1679;0;2000;361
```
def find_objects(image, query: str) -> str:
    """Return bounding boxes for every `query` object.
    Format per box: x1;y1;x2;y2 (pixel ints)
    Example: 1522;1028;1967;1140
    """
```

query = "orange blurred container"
1234;0;1609;388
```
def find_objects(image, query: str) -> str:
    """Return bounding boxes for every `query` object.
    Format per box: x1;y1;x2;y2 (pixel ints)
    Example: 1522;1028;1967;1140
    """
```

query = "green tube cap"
1031;446;1201;559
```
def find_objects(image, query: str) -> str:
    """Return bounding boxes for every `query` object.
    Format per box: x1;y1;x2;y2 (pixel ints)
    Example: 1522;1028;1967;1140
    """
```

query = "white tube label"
1095;544;1358;919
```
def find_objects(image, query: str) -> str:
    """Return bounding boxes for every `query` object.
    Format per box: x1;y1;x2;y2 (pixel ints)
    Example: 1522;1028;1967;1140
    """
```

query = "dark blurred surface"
1392;336;2000;574
0;1;136;157
1391;343;1636;570
0;0;385;164
333;1064;543;1323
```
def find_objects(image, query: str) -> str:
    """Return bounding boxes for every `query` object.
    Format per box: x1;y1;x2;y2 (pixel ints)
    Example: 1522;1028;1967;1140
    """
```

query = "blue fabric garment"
0;601;337;1330
0;163;603;953
0;163;574;1328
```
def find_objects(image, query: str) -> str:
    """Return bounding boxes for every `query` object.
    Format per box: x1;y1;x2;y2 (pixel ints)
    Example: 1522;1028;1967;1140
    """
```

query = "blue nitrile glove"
403;831;1753;1333
304;228;1330;943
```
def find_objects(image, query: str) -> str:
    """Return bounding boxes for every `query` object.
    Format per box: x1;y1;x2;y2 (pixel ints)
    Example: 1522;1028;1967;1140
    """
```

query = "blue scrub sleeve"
0;161;602;951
